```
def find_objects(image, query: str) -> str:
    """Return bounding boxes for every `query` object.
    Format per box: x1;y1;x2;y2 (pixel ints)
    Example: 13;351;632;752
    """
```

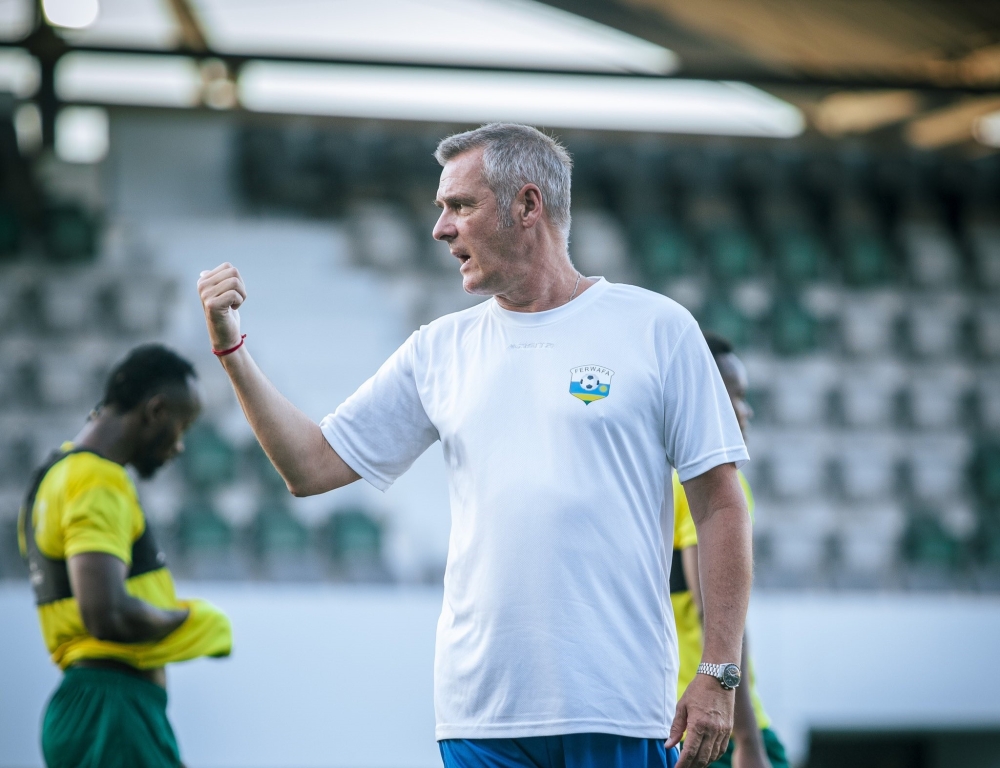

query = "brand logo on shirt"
569;365;614;404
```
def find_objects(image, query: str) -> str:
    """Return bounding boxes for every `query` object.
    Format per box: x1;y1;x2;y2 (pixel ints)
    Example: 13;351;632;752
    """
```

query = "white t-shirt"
321;278;748;741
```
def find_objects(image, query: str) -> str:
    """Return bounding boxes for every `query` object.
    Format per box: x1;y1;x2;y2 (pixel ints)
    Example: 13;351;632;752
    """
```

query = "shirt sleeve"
63;485;136;564
663;321;749;483
320;331;440;491
672;471;699;550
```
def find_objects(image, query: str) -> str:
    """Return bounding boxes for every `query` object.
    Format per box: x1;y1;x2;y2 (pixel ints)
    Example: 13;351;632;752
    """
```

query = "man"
18;344;233;768
672;333;788;768
198;123;752;768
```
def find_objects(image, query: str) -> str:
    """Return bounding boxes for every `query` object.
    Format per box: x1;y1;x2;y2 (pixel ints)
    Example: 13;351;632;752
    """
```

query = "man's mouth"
453;252;471;268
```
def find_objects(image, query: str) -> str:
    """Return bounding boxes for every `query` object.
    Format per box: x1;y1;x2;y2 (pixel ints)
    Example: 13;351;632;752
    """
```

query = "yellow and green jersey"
670;469;770;731
18;443;232;671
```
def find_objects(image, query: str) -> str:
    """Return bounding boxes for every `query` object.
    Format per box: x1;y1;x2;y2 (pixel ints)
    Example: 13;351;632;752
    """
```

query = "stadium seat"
841;231;893;287
770;295;819;355
43;205;98;264
900;511;961;568
764;434;830;498
42;274;96;333
839;290;903;356
773;230;827;284
900;222;962;287
251;501;323;580
837;502;905;579
765;502;835;582
968;224;1000;289
834;433;900;500
241;441;288;494
905;294;966;358
174;499;248;580
705;227;759;280
976;374;1000;432
904;435;972;502
320;508;388;581
349;202;419;271
905;365;971;430
634;219;693;281
570;210;633;283
971;442;1000;504
838;361;904;427
0;204;21;258
180;424;237;490
973;305;1000;359
769;358;836;425
36;349;95;409
115;274;171;334
699;298;752;349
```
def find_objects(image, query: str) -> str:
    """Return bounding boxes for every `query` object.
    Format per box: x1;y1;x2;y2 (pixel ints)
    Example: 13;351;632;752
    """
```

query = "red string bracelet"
212;334;246;357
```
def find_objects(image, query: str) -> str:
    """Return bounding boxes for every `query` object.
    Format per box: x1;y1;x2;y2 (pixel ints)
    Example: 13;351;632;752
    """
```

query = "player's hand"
666;674;734;768
197;263;246;351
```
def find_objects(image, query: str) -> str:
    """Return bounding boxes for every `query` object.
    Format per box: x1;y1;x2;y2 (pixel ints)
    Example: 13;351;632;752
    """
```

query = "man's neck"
493;244;595;313
74;413;133;468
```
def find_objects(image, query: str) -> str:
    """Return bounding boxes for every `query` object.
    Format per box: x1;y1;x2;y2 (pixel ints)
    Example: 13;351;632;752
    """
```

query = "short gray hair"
434;123;573;237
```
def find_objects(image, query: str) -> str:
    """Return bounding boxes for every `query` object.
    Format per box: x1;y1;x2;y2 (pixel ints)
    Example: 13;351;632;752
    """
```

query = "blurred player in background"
672;332;789;768
198;123;753;768
18;344;233;768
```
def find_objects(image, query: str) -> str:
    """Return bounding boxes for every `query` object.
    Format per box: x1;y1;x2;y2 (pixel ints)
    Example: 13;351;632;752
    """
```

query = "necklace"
568;272;582;302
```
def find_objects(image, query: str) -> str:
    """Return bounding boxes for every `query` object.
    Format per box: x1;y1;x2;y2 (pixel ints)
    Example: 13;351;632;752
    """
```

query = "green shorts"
42;666;180;768
710;728;789;768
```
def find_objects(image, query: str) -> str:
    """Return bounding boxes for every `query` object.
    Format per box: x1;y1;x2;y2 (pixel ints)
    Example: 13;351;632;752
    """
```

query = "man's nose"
433;210;455;242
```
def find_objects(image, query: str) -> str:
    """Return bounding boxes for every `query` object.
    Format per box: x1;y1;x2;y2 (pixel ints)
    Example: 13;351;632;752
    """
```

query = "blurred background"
1;1;999;766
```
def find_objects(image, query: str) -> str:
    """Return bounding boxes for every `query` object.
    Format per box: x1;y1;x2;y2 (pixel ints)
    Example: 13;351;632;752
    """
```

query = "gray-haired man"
197;123;752;768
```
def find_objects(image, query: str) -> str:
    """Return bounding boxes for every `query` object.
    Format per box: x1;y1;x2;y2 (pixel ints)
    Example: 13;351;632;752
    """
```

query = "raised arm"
668;461;753;768
69;552;189;643
197;263;360;496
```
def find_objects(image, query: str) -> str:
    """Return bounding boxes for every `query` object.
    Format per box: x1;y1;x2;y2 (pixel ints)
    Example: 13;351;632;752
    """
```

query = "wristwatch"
697;662;741;690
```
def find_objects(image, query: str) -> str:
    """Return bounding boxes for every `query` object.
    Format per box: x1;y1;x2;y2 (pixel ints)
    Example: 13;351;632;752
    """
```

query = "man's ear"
142;393;169;424
516;184;544;228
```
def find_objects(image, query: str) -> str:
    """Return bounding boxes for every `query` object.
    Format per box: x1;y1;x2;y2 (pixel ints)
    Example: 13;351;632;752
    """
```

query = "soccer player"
198;123;752;768
672;332;789;768
18;344;233;768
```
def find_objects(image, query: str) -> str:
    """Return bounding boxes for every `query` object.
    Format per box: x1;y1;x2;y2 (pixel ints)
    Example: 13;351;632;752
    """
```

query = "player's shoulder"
413;297;493;340
56;448;134;496
599;281;697;329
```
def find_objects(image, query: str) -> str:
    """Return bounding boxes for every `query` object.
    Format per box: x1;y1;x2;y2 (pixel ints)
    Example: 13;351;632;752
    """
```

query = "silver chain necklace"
568;272;582;302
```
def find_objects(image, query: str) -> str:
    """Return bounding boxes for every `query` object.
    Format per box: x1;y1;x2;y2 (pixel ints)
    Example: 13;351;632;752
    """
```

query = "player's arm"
668;461;752;768
197;263;360;497
682;545;770;768
68;552;189;643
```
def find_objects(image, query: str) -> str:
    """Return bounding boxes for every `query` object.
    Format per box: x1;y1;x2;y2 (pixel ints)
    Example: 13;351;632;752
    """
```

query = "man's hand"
667;674;735;768
198;262;246;351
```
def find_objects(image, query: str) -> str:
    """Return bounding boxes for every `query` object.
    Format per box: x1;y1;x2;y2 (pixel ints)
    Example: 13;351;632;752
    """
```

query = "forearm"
219;346;357;495
92;596;188;644
697;500;752;663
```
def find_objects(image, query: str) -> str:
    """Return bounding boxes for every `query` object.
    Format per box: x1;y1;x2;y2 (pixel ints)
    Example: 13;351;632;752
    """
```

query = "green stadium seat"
706;228;759;280
180;424;237;490
252;502;309;557
44;205;97;264
634;219;693;281
771;296;819;356
774;230;826;283
325;509;382;561
699;299;751;348
842;231;893;286
0;205;21;258
900;513;960;567
241;441;287;494
974;517;1000;565
175;500;232;554
971;443;1000;504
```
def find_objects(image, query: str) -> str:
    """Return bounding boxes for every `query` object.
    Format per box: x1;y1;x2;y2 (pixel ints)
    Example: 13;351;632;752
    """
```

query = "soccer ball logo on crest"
569;365;614;405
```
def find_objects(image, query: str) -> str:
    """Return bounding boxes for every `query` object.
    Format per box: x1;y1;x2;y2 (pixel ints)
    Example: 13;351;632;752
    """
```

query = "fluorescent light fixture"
56;52;201;107
239;63;805;138
43;0;99;29
55;106;109;163
0;47;40;97
0;0;34;41
58;0;180;49
974;111;1000;148
194;0;676;74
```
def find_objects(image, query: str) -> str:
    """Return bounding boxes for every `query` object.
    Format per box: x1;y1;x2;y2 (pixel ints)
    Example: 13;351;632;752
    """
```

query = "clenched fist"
198;263;247;352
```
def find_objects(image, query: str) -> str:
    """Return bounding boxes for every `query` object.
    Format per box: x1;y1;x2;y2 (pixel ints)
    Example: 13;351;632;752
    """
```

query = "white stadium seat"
904;434;972;502
570;209;634;284
835;432;900;500
839;361;904;427
840;290;904;356
900;222;962;287
906;364;971;430
837;502;905;575
769;357;836;425
765;433;830;498
905;292;966;358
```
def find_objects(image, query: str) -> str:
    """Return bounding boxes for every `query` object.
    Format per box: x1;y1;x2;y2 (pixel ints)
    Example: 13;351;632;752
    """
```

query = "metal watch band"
697;662;726;678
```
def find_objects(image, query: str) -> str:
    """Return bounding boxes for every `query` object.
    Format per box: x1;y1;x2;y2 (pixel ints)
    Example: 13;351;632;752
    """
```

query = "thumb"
666;700;687;748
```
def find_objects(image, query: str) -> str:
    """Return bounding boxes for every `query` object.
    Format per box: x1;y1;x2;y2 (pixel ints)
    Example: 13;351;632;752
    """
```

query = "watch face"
722;664;741;689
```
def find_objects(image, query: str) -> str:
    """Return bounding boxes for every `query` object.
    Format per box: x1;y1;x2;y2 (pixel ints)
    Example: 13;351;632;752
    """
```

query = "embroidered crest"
569;365;614;404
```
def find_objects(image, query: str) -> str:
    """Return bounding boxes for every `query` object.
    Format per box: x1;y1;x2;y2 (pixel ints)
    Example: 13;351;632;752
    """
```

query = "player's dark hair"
101;344;197;412
703;331;735;358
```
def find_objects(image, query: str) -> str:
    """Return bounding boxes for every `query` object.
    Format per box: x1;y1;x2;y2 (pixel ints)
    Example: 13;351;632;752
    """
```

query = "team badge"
569;365;614;404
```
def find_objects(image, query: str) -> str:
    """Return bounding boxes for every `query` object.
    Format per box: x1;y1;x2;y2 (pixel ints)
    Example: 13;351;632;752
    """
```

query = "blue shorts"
440;734;680;768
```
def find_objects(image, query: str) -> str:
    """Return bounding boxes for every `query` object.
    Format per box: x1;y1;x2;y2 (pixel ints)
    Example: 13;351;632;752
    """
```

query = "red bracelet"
212;334;246;357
